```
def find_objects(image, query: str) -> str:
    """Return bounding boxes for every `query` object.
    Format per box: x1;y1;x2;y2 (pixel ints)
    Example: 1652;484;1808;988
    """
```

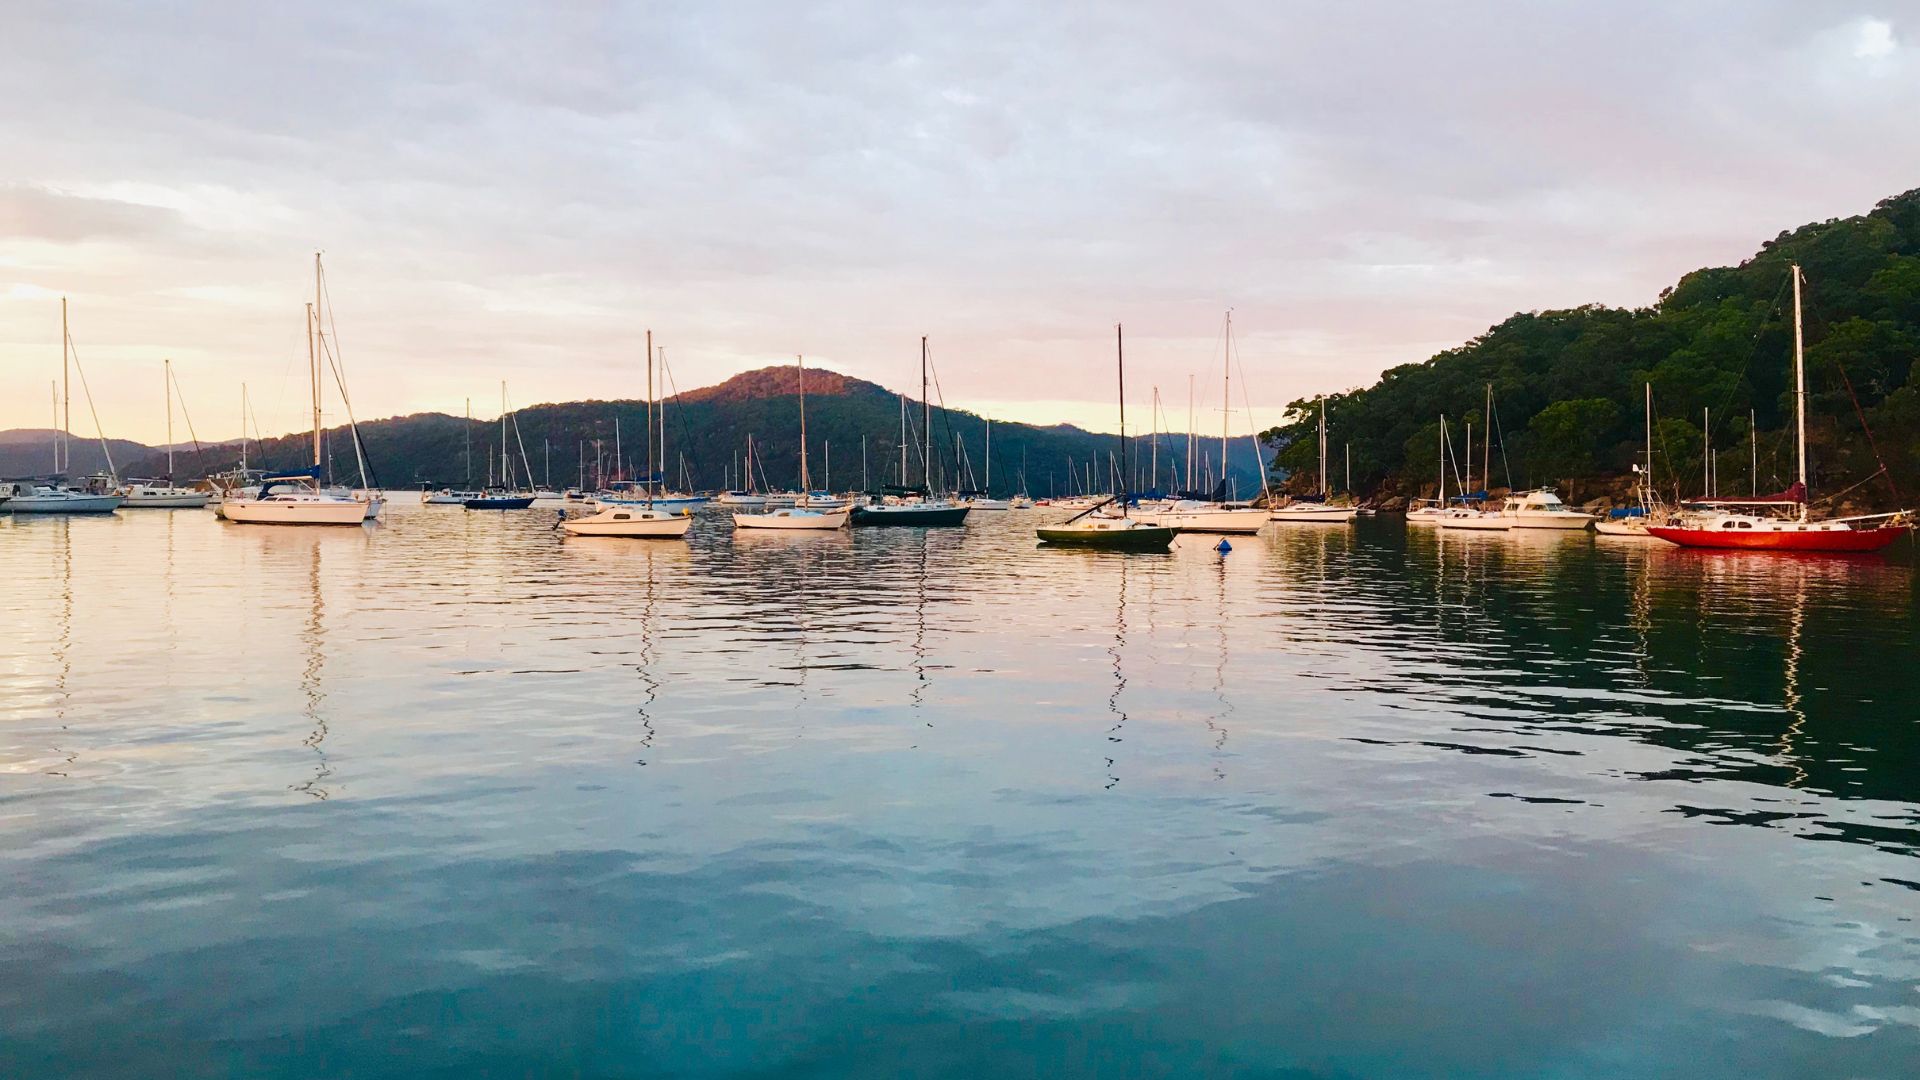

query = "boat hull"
1646;524;1909;552
464;496;535;510
733;509;849;530
1438;515;1512;531
561;513;693;538
6;495;124;513
218;499;367;525
1036;526;1174;551
851;505;970;526
1593;520;1654;537
1269;506;1358;524
1137;508;1266;534
121;491;211;509
1508;514;1593;530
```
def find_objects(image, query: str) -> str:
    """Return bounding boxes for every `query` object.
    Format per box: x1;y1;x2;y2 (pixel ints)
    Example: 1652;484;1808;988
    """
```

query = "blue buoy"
1215;538;1232;553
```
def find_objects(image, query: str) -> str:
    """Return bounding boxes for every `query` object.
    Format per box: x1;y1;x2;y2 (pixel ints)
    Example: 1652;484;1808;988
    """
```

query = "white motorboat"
1594;512;1654;537
1500;488;1594;530
1136;499;1267;533
560;504;693;538
733;507;849;530
1406;500;1446;524
118;482;209;509
965;496;1013;511
423;488;481;505
715;490;767;507
2;483;123;513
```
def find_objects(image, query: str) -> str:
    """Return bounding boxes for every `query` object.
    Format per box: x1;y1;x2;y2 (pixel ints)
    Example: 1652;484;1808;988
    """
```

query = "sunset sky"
2;2;1916;445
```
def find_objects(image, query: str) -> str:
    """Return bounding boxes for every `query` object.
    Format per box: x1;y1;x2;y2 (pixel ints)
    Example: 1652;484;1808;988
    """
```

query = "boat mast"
1702;406;1710;499
1464;421;1472;494
898;394;907;488
241;383;249;475
165;357;174;483
502;381;512;490
646;329;654;504
1318;399;1328;495
464;398;471;488
985;418;991;495
1644;383;1652;506
307;301;320;468
1438;415;1446;503
1186;374;1194;492
1482;383;1491;495
797;355;810;492
1222;311;1232;501
1117;323;1128;503
657;343;667;493
1791;263;1808;521
1750;409;1757;497
61;297;69;475
921;337;932;493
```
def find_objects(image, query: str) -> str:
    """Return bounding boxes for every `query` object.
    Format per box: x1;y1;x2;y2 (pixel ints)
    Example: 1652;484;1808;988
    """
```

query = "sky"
2;1;1917;445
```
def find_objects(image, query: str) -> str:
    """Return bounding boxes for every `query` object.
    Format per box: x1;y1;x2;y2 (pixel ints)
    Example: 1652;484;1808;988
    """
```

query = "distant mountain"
0;429;161;480
33;365;1270;498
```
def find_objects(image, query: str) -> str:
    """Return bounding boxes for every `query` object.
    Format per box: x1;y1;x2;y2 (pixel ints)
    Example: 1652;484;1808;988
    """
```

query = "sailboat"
1137;312;1267;533
1405;415;1449;523
963;418;1013;510
466;382;535;509
1270;398;1358;523
852;337;970;526
734;355;849;530
1438;386;1511;530
423;398;482;503
1036;324;1174;551
218;263;377;526
1594;384;1663;537
562;331;692;538
6;300;125;513
1648;265;1912;551
120;359;212;507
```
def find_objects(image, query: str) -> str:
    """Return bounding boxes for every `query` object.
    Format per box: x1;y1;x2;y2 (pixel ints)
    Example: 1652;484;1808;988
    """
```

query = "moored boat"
1035;325;1173;552
1647;266;1912;554
560;504;693;538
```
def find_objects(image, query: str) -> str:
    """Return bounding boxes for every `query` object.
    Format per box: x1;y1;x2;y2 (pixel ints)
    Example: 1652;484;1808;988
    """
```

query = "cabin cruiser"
1499;488;1594;530
1;481;123;513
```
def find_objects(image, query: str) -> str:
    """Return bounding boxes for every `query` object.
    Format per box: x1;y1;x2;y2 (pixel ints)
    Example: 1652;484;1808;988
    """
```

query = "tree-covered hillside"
1265;188;1920;510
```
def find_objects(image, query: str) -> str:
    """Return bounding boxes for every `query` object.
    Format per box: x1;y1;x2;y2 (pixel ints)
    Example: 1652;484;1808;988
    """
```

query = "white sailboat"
121;358;212;508
1406;415;1449;524
734;356;848;530
560;330;692;538
219;257;377;526
1438;386;1509;530
1270;398;1358;523
1138;313;1267;533
1595;384;1661;537
965;418;1013;510
10;299;124;513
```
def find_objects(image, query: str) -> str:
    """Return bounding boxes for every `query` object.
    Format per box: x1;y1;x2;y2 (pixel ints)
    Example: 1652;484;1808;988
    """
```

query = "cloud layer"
2;2;1916;443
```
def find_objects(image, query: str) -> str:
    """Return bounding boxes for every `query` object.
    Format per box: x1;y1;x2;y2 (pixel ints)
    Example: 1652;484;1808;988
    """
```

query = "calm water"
3;505;1917;1078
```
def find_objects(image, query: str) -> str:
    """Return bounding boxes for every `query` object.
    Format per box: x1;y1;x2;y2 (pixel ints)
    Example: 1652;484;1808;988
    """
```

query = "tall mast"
1791;264;1808;520
50;381;58;473
1438;415;1446;503
898;394;907;487
1150;387;1159;491
464;398;472;487
921;337;931;491
985;418;991;494
646;329;655;503
1644;383;1652;504
1482;383;1491;494
307;301;320;468
657;345;667;493
60;297;69;475
1750;409;1757;497
1703;407;1710;499
1116;323;1128;502
1222;311;1231;501
1186;374;1194;491
241;383;249;474
797;354;810;492
1465;421;1472;493
1318;399;1328;495
165;357;174;483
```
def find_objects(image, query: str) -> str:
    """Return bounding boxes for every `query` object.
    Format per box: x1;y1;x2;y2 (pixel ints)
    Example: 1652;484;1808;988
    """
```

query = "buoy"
1215;538;1232;553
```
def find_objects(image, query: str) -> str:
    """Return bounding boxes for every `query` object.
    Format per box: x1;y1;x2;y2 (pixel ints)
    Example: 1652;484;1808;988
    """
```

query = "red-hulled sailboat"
1647;264;1911;553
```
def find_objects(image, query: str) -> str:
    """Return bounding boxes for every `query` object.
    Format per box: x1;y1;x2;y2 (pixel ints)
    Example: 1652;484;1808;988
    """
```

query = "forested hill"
1265;187;1920;510
106;366;1268;498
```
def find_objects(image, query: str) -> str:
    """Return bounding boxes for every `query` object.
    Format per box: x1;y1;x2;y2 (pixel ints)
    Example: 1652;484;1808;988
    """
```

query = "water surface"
2;507;1917;1078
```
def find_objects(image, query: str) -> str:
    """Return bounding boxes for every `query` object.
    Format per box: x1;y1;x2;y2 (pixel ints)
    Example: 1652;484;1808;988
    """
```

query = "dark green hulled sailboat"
1035;324;1174;552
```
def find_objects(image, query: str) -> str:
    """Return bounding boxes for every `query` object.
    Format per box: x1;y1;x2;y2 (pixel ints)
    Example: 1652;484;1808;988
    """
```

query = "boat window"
1721;521;1736;529
1737;521;1752;529
615;513;629;520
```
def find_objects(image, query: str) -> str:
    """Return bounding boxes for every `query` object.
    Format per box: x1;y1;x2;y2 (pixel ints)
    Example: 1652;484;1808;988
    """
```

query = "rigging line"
63;331;117;479
1489;393;1513;490
1831;357;1902;500
168;363;210;476
1704;273;1793;444
317;329;380;489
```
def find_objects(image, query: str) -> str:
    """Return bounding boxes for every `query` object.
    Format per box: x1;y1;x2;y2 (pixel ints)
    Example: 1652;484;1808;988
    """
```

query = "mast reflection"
292;540;332;800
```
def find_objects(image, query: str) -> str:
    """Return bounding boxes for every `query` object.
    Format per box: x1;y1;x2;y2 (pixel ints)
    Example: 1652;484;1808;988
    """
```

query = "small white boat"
117;482;210;509
733;507;849;530
1269;501;1358;524
715;490;767;507
422;488;481;505
1500;488;1594;530
761;491;801;508
1136;500;1266;533
1405;500;1446;525
560;505;693;538
965;496;1013;511
531;488;564;502
2;483;123;513
1594;513;1655;537
1437;505;1512;531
